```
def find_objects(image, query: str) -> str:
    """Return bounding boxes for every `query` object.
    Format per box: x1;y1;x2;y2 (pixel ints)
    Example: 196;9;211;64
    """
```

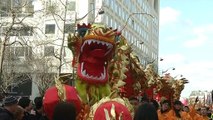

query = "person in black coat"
52;101;76;120
0;96;18;120
34;97;48;120
18;97;36;120
134;102;159;120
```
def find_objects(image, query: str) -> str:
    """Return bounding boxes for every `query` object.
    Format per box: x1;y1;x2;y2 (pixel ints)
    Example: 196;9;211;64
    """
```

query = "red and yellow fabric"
43;84;82;120
88;97;133;120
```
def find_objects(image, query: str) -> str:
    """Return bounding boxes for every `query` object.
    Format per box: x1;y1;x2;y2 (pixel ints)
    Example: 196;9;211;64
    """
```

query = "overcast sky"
159;0;213;97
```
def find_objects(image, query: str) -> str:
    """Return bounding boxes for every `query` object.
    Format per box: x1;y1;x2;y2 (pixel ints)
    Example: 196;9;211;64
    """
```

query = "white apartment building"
76;0;160;71
0;0;76;98
0;0;159;97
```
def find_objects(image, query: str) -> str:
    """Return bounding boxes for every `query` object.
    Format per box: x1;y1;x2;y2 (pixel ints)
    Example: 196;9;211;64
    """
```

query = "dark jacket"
34;110;48;120
22;111;37;120
0;107;14;120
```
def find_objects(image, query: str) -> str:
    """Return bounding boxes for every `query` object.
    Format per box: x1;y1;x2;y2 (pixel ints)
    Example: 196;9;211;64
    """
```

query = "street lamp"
73;8;104;36
162;67;175;74
120;12;154;31
75;8;105;23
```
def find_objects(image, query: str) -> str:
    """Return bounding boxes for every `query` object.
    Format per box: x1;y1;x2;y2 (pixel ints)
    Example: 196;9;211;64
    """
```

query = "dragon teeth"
101;42;105;45
88;40;92;45
82;69;86;75
107;44;112;49
81;39;113;52
81;63;106;80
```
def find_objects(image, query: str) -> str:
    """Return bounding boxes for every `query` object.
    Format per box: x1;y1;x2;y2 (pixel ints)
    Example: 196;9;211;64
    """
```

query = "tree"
26;55;57;96
42;0;75;74
0;0;75;97
0;0;46;96
0;0;35;96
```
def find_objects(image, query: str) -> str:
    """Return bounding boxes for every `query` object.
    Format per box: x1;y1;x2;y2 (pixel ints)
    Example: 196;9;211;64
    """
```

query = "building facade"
189;90;213;107
0;0;76;98
76;0;160;71
0;0;159;98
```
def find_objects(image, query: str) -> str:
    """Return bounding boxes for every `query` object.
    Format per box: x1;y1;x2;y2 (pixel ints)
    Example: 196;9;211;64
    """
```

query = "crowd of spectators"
0;95;212;120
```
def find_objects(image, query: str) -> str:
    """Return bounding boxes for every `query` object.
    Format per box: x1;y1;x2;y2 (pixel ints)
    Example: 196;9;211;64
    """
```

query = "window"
118;7;121;17
90;3;95;15
115;3;118;13
111;0;114;9
110;18;113;27
2;26;33;36
114;22;117;28
44;46;54;56
45;0;57;14
20;27;33;36
105;15;108;24
105;0;109;5
16;47;24;57
11;73;32;96
25;47;32;58
45;24;55;34
64;24;75;33
4;46;15;60
4;46;32;59
67;1;76;11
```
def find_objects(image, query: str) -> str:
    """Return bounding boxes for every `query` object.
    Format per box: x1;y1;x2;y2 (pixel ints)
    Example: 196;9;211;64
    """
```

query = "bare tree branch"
0;0;73;96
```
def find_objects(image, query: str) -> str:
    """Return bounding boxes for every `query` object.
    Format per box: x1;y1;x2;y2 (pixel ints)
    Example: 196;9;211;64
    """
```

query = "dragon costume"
154;73;189;102
43;23;189;120
67;23;118;105
67;23;135;119
108;35;148;98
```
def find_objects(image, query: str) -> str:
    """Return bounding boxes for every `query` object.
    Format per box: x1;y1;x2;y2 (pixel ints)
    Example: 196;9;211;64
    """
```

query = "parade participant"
14;106;24;120
0;96;18;120
188;108;203;120
150;99;159;111
206;107;212;120
185;106;203;120
18;97;36;120
200;107;209;120
140;93;149;104
34;97;48;120
134;102;158;120
197;108;202;115
52;101;76;120
187;97;203;120
169;100;192;120
157;99;172;120
183;105;190;113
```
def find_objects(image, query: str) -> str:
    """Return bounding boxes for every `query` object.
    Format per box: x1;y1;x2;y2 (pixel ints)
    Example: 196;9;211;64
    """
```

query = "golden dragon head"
68;23;120;84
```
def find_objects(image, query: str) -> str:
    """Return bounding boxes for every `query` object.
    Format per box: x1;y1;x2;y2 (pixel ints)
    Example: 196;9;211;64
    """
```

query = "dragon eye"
77;28;88;37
